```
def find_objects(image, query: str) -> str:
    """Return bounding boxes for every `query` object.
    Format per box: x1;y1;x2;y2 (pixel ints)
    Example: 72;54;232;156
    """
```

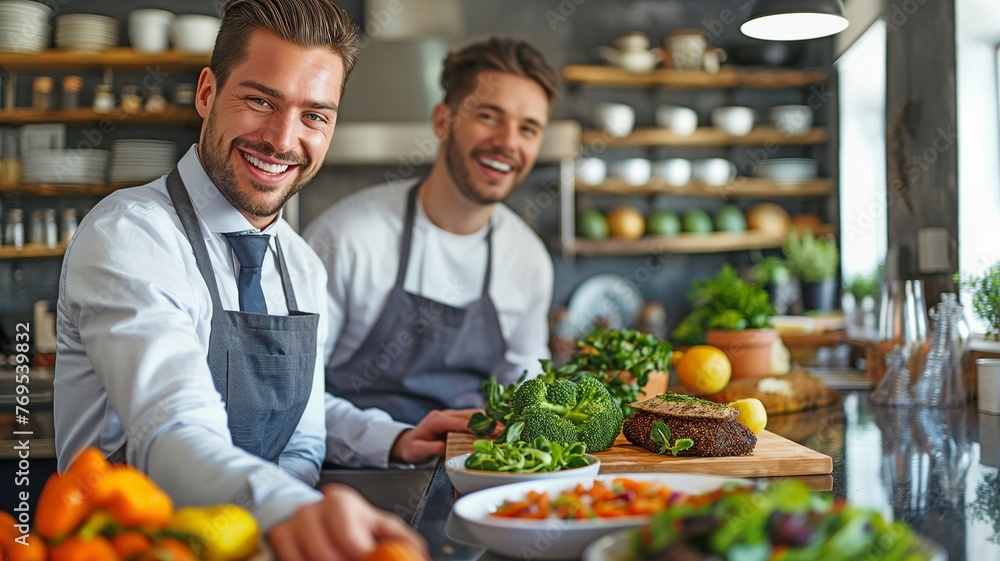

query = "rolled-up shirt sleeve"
56;201;322;532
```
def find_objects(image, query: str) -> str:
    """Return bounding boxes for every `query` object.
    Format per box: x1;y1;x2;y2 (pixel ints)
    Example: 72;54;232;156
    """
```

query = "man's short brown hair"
440;37;560;108
212;0;360;94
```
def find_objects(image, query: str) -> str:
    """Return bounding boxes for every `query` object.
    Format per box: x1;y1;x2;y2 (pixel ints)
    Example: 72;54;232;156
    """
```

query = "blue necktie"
225;233;270;314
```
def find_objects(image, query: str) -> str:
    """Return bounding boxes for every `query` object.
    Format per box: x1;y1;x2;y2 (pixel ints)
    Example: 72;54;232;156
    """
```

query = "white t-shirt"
304;180;554;389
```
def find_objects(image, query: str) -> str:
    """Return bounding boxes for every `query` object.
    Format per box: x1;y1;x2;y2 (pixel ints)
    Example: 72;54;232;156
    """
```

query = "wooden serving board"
446;430;832;479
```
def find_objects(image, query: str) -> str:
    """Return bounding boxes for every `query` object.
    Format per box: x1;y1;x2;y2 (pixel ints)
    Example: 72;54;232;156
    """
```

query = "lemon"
674;345;731;395
730;398;767;435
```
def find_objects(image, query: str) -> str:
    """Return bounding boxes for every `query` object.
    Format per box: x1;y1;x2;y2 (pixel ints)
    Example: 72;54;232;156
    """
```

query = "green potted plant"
783;231;840;312
845;271;880;327
956;261;1000;340
672;265;777;378
753;255;793;315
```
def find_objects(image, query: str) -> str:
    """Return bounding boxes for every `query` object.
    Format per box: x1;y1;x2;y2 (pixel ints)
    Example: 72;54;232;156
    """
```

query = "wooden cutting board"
446;430;832;479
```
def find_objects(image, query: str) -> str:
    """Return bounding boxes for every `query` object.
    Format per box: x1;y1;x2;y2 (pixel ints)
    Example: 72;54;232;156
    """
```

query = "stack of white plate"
23;149;109;184
756;158;818;183
0;1;52;53
55;13;119;52
110;140;175;183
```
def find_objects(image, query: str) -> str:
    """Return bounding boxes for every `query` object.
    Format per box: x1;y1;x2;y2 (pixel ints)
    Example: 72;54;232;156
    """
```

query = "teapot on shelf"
598;31;662;73
663;29;726;74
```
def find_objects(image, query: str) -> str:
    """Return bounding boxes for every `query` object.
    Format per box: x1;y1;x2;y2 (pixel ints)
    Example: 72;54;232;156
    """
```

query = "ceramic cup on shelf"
665;29;708;71
575;157;607;186
172;14;221;54
128;9;174;54
593;102;636;138
653;158;692;187
655;105;698;136
609;158;652;186
712;105;755;136
770;104;813;136
693;158;736;187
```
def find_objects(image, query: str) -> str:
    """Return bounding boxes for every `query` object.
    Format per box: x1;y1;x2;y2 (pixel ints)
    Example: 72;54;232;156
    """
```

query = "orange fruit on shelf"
606;206;646;239
673;345;732;395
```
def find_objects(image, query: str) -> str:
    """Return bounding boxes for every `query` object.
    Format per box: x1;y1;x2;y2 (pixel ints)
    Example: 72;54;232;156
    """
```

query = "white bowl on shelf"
172;14;221;54
576;158;607;186
712;105;755;136
770;104;813;136
593;102;636;138
655;105;698;136
129;9;175;54
653;158;692;187
609;158;651;186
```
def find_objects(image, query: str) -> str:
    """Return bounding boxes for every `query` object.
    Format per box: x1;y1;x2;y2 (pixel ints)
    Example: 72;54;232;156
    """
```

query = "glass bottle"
62;76;83;110
42;209;58;248
144;86;167;113
32;76;53;110
61;208;78;244
4;208;23;248
120;85;142;114
29;209;43;245
870;346;915;406
93;84;115;114
0;128;21;185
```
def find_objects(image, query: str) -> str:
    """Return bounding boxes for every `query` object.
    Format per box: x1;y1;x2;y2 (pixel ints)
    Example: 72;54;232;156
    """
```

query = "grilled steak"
622;393;757;457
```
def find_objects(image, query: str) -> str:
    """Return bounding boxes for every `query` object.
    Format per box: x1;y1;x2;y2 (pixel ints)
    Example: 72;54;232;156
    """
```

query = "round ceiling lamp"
740;0;849;41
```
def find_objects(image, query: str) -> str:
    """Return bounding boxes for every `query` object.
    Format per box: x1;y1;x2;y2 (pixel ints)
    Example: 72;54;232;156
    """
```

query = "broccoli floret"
503;375;624;452
547;379;578;407
517;405;579;445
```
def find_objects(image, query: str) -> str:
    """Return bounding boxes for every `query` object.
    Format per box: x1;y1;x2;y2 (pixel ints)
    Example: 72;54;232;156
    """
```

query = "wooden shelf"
561;231;785;256
0;48;210;71
0;106;202;125
582;126;827;148
563;65;829;89
0;183;133;197
0;243;67;260
576;178;834;198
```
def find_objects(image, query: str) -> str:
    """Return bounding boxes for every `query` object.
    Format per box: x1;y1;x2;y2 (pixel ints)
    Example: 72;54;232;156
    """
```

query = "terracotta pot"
705;328;778;378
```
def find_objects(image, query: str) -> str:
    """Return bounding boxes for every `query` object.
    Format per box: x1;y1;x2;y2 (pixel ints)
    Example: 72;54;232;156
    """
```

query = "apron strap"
398;182;494;297
166;168;224;310
275;237;299;311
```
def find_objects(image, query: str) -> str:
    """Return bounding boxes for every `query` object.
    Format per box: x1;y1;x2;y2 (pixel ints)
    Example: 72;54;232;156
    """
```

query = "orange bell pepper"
35;448;112;539
110;530;153;558
367;539;430;561
92;466;173;529
0;512;47;561
49;536;120;561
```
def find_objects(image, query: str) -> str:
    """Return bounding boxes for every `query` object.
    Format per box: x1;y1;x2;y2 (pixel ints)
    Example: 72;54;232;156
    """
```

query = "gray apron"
325;183;507;425
108;168;317;463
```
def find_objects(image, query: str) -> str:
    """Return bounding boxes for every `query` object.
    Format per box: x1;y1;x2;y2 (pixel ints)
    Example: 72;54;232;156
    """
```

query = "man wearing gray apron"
306;38;560;425
54;1;435;560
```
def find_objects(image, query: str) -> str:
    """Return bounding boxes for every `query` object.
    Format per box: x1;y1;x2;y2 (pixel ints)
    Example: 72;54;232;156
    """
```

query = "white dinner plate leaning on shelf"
582;527;948;561
451;472;743;560
568;273;644;334
445;453;601;495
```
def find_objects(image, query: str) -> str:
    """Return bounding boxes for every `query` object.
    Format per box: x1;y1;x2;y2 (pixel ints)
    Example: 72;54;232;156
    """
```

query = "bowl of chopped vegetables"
451;473;748;559
582;479;946;561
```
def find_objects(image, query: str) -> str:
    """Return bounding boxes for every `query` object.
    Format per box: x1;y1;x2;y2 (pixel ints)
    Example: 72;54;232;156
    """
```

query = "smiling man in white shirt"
52;1;464;560
305;38;557;426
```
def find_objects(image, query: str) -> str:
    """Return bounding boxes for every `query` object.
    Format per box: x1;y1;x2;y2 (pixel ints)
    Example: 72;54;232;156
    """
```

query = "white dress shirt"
54;146;410;532
303;180;554;392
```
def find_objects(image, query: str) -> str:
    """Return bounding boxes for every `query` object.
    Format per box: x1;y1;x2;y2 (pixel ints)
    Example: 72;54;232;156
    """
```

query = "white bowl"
593;102;635;138
770;104;813;136
609;158;652;186
655;105;698;136
712;105;755;136
452;472;744;559
693;158;736;187
653;158;692;187
172;14;221;54
445;453;600;495
756;158;818;182
129;9;174;54
576;158;607;186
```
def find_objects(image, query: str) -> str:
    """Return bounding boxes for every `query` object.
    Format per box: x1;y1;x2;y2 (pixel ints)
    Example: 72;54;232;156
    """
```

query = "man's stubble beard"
199;107;316;219
443;131;520;207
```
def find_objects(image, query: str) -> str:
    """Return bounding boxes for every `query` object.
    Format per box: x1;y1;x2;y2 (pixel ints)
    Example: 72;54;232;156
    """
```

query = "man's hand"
390;409;482;464
268;484;427;561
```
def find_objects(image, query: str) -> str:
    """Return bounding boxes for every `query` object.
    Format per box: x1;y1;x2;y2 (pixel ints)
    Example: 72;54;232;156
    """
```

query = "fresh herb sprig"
650;420;694;456
464;422;590;473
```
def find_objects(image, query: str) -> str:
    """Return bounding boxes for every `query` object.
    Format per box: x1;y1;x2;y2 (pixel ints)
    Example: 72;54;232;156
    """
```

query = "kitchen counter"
396;391;1000;561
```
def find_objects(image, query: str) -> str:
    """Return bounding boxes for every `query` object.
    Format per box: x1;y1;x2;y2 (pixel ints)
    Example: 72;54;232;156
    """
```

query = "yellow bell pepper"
167;505;259;561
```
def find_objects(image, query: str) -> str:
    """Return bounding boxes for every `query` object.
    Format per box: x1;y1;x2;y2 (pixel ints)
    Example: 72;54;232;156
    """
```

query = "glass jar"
4;208;24;248
144;86;167;113
61;208;78;244
42;209;58;248
0;128;21;185
29;209;43;245
62;76;83;110
174;84;195;106
33;76;53;110
120;85;142;114
93;84;115;114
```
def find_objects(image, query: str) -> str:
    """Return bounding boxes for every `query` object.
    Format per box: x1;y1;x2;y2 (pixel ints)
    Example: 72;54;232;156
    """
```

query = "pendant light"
740;0;849;41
